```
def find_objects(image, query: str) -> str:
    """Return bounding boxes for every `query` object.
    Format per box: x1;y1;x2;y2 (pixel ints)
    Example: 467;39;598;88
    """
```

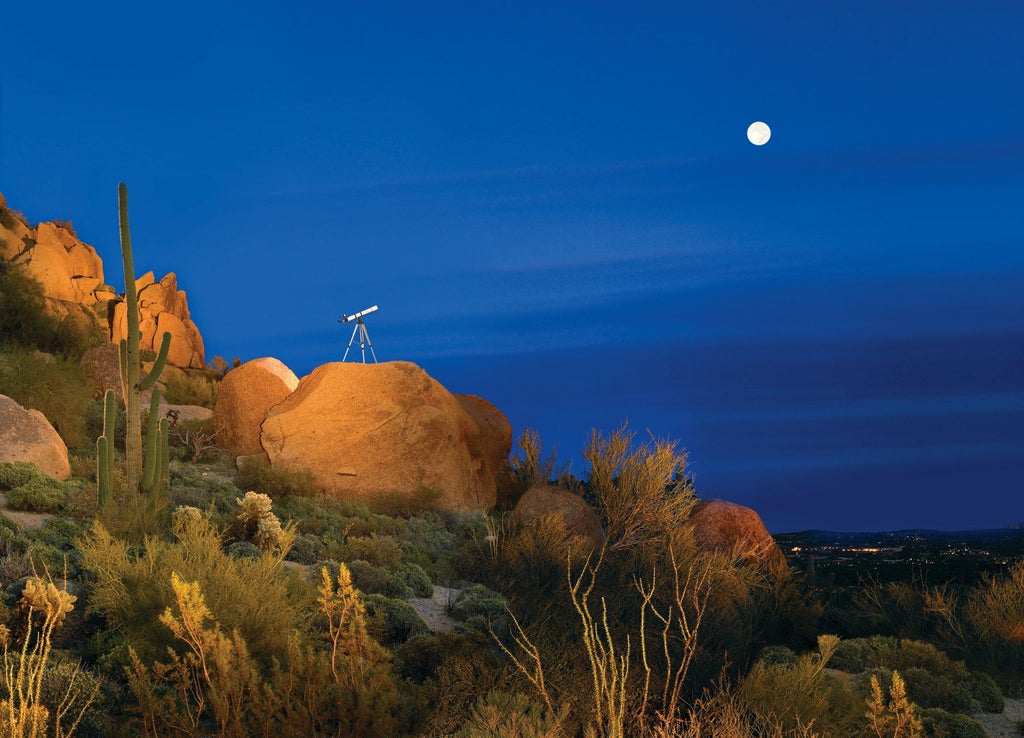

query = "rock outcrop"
0;395;70;480
111;272;205;369
260;361;511;512
215;357;300;457
0;194;206;369
513;484;606;550
687;499;787;574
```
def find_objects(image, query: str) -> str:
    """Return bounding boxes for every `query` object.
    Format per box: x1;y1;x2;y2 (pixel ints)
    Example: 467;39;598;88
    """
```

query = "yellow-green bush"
79;511;302;666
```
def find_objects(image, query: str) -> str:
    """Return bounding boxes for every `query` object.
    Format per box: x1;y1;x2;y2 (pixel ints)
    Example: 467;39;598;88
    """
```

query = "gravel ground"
974;698;1024;738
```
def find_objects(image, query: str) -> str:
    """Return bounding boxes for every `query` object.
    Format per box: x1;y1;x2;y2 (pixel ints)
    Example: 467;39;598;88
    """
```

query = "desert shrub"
127;565;400;738
402;630;504;736
902;667;970;712
966;559;1024;669
919;708;987;738
5;476;68;512
455;690;566;737
161;370;218;408
510;427;570;491
287;533;327;564
26;516;82;546
964;670;1004;713
235;456;317;498
583;424;696;557
0;461;44;490
832;636;965;679
742;635;862;735
362;593;430;645
450;585;509;637
169;417;221;464
0;344;95;449
347;559;390;595
334;533;404;568
79;512;301;666
397;562;434;597
757;644;798;667
226;540;261;559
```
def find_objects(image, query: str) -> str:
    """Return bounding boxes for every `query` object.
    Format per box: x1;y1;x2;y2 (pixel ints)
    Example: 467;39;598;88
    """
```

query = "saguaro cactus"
96;183;172;503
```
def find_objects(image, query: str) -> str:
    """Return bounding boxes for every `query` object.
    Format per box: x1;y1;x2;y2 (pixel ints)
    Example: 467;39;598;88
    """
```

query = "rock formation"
0;194;205;369
0;395;70;480
214;357;300;457
513;484;606;550
110;272;205;369
687;499;788;574
260;361;511;512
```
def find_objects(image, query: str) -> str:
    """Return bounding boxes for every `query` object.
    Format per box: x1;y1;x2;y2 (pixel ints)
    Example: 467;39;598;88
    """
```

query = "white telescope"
339;305;379;323
338;305;379;363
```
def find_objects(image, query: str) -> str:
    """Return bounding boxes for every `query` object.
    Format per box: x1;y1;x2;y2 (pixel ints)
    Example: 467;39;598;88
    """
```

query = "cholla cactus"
236;492;283;551
171;505;204;532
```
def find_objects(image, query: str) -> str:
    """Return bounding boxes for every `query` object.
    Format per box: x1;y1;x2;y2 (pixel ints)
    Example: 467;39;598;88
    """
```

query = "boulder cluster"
217;359;512;513
0;193;786;569
0;203;205;369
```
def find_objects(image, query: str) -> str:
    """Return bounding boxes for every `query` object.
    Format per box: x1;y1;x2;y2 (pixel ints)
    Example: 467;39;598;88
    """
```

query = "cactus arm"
97;436;112;507
141;389;162;494
139;332;171;391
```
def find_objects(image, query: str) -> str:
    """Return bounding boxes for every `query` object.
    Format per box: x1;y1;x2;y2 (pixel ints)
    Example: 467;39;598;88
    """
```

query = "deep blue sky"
2;2;1022;532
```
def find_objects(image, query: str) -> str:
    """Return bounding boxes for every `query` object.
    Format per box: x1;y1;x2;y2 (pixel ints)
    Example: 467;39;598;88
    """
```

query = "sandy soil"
407;585;463;632
974;697;1024;738
0;493;52;530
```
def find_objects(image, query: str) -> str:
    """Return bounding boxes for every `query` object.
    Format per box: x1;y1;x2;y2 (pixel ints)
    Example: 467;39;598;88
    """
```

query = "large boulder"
0;395;70;480
260;361;511;512
513;484;606;551
687;499;787;574
215;357;299;456
111;272;206;369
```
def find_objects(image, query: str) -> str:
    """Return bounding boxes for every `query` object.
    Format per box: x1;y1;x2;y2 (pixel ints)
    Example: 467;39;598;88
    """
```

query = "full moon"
747;121;771;145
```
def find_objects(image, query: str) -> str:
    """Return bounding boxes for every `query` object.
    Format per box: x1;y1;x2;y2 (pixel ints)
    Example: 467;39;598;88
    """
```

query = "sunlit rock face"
260;361;512;512
215;357;300;457
0;394;70;480
110;272;206;369
0;194;207;370
687;499;788;574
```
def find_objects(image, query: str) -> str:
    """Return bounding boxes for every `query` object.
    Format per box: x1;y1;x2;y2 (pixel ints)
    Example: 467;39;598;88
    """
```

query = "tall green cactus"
96;183;172;504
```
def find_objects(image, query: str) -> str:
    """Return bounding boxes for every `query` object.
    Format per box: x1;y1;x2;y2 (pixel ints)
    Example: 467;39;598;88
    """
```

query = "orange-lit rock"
111;272;206;369
0;394;70;480
260;361;510;512
215;357;300;457
688;499;788;574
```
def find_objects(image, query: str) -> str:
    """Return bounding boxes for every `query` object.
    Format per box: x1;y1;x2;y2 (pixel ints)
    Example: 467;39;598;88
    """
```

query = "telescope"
339;305;379;324
338;305;379;363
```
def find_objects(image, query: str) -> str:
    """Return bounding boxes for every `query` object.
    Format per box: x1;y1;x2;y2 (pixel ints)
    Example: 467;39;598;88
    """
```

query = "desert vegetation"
0;193;1021;736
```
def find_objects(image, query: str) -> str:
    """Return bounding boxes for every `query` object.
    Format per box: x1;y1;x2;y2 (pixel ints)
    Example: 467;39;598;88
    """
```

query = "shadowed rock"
688;498;788;574
0;394;70;480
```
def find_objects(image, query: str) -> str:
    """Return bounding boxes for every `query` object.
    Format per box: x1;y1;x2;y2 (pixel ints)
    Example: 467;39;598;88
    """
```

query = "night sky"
2;2;1021;532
